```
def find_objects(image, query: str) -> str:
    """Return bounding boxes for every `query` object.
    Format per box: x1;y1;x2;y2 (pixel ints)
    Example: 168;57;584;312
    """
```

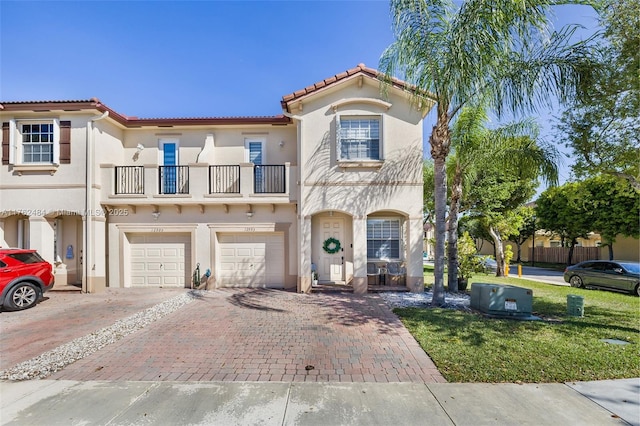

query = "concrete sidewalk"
1;379;638;425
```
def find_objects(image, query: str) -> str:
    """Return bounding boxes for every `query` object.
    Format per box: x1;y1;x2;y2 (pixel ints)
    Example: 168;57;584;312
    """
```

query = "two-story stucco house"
0;64;433;294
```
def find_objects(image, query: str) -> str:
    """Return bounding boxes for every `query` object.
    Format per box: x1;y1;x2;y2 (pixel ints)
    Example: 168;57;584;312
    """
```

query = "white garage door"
129;234;190;287
218;233;284;288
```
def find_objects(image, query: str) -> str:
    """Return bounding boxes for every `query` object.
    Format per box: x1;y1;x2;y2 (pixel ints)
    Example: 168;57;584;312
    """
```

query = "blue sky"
0;1;600;182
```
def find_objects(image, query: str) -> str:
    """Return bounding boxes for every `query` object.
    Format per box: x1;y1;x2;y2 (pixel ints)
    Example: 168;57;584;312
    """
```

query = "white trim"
336;115;382;161
366;217;404;261
12;118;59;165
244;137;265;164
331;98;392;112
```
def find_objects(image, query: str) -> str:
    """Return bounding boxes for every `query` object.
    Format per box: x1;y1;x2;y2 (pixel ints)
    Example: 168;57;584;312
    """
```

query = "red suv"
0;248;55;311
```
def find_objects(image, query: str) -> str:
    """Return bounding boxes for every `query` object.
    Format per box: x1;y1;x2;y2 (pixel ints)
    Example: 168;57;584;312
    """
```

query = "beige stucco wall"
602;236;640;262
106;203;297;289
0;113;93;217
115;126;297;166
292;76;426;292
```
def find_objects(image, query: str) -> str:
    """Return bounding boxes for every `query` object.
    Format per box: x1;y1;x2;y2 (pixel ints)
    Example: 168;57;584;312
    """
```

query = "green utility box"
470;283;533;317
567;294;584;317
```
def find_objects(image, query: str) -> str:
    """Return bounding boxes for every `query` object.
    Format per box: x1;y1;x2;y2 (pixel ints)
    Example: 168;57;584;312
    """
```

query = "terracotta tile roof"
280;63;423;111
0;98;291;127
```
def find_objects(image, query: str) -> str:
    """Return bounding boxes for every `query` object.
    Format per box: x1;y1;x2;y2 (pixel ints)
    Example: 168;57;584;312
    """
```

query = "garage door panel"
131;262;146;271
146;248;161;257
131;276;145;285
220;248;235;256
129;234;190;288
217;233;283;288
220;262;236;271
236;248;253;257
131;248;145;257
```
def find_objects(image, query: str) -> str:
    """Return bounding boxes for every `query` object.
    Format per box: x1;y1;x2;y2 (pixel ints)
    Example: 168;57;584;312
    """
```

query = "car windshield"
619;263;640;273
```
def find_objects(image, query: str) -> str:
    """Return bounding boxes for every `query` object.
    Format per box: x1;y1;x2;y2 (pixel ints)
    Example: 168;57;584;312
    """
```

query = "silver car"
563;260;640;296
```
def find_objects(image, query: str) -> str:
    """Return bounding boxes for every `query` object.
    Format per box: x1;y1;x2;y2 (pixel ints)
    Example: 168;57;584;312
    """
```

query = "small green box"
567;294;584;317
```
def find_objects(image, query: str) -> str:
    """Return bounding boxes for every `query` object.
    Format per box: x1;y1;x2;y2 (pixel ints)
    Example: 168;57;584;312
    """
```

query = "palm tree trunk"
489;226;505;276
447;163;463;292
430;115;450;306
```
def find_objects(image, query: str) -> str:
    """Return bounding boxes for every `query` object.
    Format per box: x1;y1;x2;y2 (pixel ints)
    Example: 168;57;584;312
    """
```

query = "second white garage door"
129;234;190;287
217;233;284;288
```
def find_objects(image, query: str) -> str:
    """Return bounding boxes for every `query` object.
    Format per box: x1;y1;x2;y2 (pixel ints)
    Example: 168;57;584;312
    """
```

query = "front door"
318;217;344;282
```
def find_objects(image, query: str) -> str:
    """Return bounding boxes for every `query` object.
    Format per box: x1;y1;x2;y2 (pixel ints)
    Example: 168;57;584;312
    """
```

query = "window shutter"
1;122;9;165
59;121;71;164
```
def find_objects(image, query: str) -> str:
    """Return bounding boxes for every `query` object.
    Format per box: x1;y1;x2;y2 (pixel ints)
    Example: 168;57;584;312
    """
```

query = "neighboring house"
0;64;434;294
422;222;435;260
478;231;639;263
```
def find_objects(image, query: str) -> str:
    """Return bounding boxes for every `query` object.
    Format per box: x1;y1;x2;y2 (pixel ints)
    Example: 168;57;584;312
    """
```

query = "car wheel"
4;282;39;311
569;275;584;288
634;283;640;297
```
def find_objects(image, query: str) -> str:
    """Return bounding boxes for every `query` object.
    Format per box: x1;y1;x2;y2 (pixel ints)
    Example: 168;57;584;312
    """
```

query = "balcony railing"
105;163;292;199
209;165;240;194
115;166;144;194
159;165;189;194
254;165;286;194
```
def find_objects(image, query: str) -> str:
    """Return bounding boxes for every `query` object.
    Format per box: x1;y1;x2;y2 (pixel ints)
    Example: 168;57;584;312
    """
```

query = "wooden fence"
529;247;600;264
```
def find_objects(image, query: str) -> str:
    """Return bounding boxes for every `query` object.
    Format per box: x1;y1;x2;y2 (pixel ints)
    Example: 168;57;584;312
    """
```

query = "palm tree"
380;0;596;305
446;106;560;289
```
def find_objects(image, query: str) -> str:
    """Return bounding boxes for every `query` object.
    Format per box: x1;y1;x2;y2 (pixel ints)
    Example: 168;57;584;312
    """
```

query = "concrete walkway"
1;379;637;425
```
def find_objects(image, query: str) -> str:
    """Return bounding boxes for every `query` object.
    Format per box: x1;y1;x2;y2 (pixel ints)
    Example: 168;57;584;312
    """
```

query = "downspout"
83;111;109;293
282;110;306;291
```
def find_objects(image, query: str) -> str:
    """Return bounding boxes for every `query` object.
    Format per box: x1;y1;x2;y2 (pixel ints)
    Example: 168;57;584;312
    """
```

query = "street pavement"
515;265;567;286
1;283;638;425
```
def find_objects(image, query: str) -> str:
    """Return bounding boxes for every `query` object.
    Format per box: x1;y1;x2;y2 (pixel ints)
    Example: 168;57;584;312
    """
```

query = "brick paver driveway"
5;289;445;383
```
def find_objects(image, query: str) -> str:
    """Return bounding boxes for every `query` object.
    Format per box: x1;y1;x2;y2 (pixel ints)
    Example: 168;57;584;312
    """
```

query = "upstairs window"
22;123;54;163
2;119;70;166
338;117;380;161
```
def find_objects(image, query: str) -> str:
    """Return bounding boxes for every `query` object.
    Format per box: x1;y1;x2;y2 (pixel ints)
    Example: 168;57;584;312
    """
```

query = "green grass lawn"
396;271;640;383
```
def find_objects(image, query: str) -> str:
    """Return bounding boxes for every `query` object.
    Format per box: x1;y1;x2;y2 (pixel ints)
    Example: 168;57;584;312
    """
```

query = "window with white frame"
4;118;64;165
338;117;380;160
367;218;402;259
22;123;54;163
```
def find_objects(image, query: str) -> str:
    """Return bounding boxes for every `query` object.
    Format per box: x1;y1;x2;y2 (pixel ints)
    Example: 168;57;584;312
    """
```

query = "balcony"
115;166;144;195
102;162;294;205
159;166;189;194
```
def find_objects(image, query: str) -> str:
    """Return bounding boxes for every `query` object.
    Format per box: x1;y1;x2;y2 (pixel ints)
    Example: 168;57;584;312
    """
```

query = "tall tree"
557;0;640;188
535;183;593;264
380;0;596;305
463;164;538;275
579;176;639;259
507;205;537;264
446;107;558;290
